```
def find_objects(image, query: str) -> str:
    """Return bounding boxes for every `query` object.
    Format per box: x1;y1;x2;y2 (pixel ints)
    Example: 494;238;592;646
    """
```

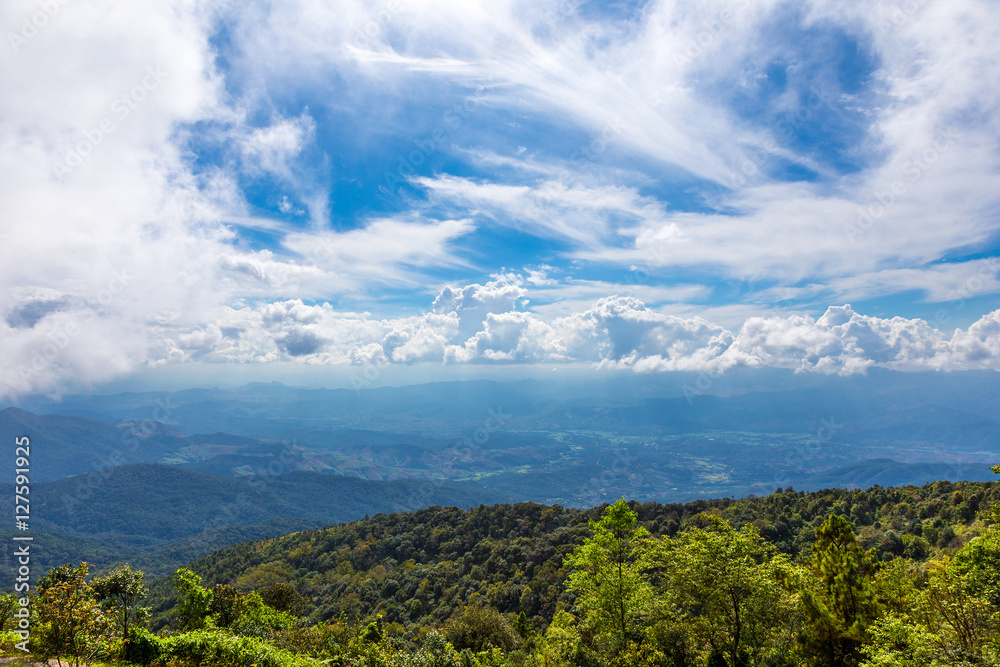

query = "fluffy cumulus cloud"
107;281;1000;379
719;307;949;375
949;311;1000;369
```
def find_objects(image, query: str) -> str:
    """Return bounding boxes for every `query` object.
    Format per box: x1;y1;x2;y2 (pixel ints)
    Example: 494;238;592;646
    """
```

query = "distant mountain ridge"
0;407;189;482
2;371;998;503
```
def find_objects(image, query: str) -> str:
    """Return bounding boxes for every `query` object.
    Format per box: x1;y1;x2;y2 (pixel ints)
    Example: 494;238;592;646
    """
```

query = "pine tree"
800;515;881;666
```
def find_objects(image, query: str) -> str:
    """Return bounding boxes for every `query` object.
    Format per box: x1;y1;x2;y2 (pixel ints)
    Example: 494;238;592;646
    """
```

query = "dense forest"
5;476;1000;666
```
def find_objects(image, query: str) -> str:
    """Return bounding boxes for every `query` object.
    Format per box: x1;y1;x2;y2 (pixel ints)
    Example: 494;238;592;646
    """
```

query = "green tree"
171;568;214;630
92;563;148;640
444;602;522;653
564;498;652;655
860;614;942;667
953;524;1000;607
799;515;881;667
34;563;112;667
230;591;295;639
537;610;598;667
0;594;18;630
646;514;800;667
209;583;244;628
259;581;309;615
920;554;999;663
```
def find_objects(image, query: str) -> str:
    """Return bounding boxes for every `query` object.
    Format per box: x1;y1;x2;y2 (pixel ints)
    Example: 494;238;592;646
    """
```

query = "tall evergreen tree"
800;515;881;667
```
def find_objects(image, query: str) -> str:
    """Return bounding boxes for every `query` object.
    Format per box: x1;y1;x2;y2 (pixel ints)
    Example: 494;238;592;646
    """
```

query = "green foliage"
799;515;882;666
0;594;18;631
145;480;1000;635
29;477;1000;667
161;628;321;667
92;563;149;639
444;603;521;653
398;630;463;667
564;498;651;654
122;627;164;666
33;562;113;667
172;567;215;631
916;556;999;663
537;611;599;667
210;583;244;628
260;582;310;615
648;513;801;666
860;614;942;667
0;630;24;654
231;591;296;639
952;525;1000;607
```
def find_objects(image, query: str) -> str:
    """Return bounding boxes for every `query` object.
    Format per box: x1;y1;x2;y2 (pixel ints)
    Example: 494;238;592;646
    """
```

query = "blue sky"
2;0;1000;396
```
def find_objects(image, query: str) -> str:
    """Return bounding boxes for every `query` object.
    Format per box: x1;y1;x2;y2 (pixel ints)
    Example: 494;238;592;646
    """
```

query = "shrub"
396;631;462;667
444;604;521;653
0;630;23;655
230;592;295;640
260;583;309;616
123;627;164;666
162;629;321;667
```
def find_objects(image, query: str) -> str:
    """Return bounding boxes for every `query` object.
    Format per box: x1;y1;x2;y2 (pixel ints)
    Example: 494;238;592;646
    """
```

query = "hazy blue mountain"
0;407;190;482
797;459;997;491
11;370;999;444
3;370;998;506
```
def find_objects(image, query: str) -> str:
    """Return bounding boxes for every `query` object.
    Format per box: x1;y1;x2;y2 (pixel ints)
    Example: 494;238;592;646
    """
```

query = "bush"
396;631;462;667
0;630;24;655
230;592;295;640
162;629;321;667
444;604;521;653
260;583;309;616
123;627;164;666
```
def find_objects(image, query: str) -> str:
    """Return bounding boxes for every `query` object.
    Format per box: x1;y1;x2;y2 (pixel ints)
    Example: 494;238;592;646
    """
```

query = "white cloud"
3;0;1000;397
432;277;527;340
128;281;1000;379
282;217;476;291
241;114;315;181
446;311;563;363
947;310;1000;369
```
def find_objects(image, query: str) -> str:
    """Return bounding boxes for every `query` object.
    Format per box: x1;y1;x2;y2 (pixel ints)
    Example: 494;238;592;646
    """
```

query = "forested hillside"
148;478;1000;632
8;477;1000;666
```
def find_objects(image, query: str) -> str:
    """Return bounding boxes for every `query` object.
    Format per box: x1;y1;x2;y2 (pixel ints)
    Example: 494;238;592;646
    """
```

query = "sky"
2;0;1000;398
